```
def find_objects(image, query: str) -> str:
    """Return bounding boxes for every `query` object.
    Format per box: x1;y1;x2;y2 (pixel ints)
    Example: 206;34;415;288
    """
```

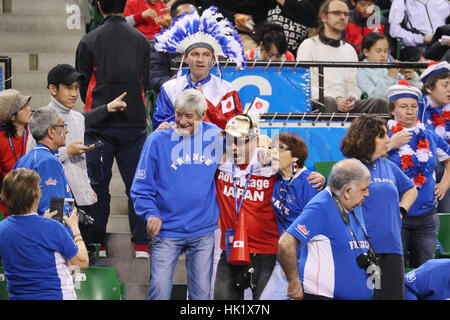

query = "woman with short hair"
0;168;89;300
340;114;417;300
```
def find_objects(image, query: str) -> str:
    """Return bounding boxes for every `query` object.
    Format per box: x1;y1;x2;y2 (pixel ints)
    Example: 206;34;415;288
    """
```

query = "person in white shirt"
296;0;388;114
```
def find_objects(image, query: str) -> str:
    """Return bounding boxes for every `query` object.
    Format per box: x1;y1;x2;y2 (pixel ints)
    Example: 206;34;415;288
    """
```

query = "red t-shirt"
123;0;167;40
0;129;29;179
215;167;279;254
0;128;30;218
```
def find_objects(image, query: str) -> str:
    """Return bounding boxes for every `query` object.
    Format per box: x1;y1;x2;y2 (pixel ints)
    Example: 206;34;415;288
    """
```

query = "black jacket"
76;15;150;128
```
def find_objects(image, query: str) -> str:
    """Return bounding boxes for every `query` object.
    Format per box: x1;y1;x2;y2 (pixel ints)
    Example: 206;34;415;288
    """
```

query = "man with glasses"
296;0;388;114
14;108;72;216
214;115;325;300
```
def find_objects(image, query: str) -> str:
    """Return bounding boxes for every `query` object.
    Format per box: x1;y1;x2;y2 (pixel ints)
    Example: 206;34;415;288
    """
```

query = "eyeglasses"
269;144;291;152
327;10;350;17
52;123;68;129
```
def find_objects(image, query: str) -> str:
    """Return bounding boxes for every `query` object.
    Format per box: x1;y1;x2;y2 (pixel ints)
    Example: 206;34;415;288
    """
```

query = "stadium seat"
0;266;9;300
314;161;337;181
437;213;450;258
75;267;126;300
0;266;126;300
74;266;126;300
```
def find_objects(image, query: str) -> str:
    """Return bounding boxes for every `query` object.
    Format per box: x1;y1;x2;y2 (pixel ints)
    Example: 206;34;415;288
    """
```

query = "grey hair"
174;89;207;117
328;158;371;195
29;107;60;141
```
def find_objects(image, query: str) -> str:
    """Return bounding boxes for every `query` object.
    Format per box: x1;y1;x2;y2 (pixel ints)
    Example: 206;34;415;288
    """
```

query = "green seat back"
314;161;337;181
438;213;450;253
74;266;125;300
0;266;9;300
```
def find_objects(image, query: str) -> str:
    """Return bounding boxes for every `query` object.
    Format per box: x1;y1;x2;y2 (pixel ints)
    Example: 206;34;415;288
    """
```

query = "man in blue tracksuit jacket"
14;108;72;216
131;89;223;300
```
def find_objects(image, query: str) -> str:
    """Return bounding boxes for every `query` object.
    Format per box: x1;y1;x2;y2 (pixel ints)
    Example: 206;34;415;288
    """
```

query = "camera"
77;208;94;227
356;248;380;276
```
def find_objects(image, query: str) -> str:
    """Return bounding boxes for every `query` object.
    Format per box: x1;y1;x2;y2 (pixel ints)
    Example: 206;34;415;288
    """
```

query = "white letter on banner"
231;76;272;112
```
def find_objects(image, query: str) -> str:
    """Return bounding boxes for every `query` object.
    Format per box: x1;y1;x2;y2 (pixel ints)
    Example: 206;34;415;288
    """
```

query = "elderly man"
14;108;71;216
278;158;376;300
130;89;223;300
214;115;325;300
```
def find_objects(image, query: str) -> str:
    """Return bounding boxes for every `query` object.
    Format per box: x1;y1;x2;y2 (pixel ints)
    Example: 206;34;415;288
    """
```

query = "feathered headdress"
154;6;246;77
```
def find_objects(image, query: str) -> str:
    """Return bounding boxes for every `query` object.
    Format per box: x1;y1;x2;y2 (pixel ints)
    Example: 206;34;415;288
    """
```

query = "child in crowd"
357;32;420;99
245;22;295;61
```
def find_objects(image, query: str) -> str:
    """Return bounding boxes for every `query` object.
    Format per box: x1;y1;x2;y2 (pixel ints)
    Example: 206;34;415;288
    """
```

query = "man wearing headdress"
151;7;245;130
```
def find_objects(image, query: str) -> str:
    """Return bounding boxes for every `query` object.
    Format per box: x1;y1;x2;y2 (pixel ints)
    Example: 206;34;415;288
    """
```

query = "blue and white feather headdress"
154;6;246;78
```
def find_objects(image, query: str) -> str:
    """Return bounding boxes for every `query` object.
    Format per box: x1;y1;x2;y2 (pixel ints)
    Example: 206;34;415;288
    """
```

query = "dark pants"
372;254;405;300
401;209;440;268
314;96;389;114
214;251;276;300
85;127;149;247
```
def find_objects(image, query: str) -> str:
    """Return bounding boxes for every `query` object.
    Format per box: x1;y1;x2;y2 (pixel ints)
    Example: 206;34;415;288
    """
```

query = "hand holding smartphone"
50;198;74;224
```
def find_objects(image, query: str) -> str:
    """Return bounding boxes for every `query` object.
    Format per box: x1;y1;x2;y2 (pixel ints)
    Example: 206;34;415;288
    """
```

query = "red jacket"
345;10;389;53
123;0;166;40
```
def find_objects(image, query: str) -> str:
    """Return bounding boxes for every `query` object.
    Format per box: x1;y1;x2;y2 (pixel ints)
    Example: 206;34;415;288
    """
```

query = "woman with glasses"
340;114;418;300
259;132;319;299
0;89;34;218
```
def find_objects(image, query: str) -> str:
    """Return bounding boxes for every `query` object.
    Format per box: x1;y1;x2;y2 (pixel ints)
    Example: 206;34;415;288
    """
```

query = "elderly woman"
0;89;33;218
0;168;89;300
340;114;418;300
386;80;450;268
259;132;318;299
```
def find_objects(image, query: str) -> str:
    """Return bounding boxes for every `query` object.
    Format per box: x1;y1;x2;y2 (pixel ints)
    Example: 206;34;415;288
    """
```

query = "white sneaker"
135;250;150;259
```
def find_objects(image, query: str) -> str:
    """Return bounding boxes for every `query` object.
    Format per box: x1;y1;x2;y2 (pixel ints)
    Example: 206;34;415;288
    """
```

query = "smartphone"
84;140;104;151
50;197;74;223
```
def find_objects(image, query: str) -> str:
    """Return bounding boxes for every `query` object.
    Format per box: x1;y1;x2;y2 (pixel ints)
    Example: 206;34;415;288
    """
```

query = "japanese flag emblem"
221;96;235;114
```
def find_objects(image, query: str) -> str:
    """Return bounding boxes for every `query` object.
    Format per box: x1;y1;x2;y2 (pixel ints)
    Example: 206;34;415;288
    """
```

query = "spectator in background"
198;0;278;51
340;114;418;300
386;81;450;268
152;6;245;130
345;0;391;53
389;0;450;61
148;0;198;92
245;22;295;61
123;0;167;40
0;89;33;218
75;0;150;259
266;5;309;56
417;62;450;214
0;168;88;300
274;0;326;27
357;32;420;99
297;0;388;113
278;159;374;300
423;25;450;63
405;259;450;300
13;108;72;217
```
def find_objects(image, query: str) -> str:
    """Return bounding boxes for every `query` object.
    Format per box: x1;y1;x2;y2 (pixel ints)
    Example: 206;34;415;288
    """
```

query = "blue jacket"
130;121;223;238
14;145;72;216
405;259;450;300
356;58;420;99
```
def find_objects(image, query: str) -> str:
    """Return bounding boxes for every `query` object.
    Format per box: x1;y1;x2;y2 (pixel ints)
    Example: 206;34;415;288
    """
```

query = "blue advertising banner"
260;123;347;171
210;66;311;113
